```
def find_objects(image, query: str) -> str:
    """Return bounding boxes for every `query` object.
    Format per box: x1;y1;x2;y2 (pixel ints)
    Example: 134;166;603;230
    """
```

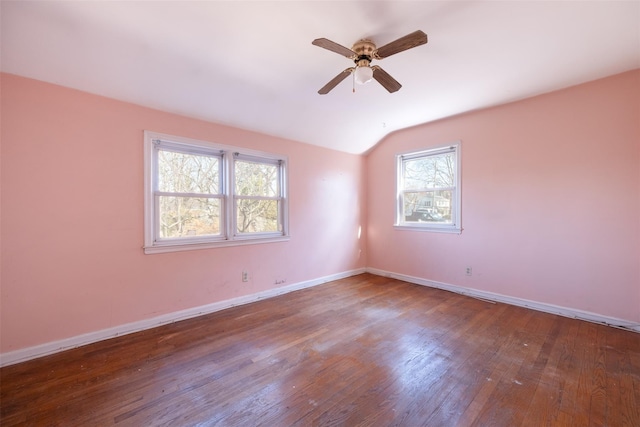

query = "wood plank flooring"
1;273;639;426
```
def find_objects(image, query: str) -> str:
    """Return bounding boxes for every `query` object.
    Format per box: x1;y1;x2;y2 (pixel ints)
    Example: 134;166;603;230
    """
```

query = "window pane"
403;190;453;223
236;199;279;233
235;161;278;197
403;152;455;190
158;150;219;194
159;196;221;238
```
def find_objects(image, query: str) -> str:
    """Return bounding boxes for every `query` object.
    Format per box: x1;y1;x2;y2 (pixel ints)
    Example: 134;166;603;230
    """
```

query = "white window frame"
144;131;289;254
395;142;462;234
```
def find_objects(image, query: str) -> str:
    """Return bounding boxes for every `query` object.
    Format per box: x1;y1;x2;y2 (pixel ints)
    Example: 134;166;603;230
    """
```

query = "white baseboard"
0;268;366;367
366;267;640;333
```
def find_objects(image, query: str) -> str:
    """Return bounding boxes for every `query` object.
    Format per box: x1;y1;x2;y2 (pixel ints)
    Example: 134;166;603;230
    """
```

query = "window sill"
394;224;462;234
144;235;290;254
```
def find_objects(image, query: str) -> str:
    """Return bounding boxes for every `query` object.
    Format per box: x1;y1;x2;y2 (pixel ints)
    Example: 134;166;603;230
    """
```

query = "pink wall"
366;70;640;323
0;73;367;354
2;70;638;356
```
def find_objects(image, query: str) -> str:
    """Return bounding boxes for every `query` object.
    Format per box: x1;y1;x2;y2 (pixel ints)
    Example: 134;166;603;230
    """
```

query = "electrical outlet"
465;267;473;276
242;271;249;282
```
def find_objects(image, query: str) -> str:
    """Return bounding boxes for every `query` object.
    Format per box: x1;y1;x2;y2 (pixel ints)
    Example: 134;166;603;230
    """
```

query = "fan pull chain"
352;71;355;93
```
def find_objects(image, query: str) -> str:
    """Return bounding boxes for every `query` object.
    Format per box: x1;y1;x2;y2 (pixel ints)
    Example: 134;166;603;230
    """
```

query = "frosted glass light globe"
354;66;373;85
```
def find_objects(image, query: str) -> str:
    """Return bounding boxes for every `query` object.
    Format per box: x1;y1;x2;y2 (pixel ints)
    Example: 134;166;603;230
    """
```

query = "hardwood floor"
1;273;639;426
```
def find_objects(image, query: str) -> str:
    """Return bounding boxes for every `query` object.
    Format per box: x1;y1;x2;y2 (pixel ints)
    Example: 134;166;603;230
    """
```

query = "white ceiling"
2;1;639;154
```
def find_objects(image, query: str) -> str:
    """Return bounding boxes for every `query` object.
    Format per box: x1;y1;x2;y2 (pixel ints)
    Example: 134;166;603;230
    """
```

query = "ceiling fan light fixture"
313;30;427;94
354;65;373;85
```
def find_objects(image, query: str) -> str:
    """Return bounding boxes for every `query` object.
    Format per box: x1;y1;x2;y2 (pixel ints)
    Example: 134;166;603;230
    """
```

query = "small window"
396;142;461;233
144;132;288;253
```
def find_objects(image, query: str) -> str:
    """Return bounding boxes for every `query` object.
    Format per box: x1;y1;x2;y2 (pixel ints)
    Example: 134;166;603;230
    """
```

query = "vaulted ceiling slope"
2;1;639;154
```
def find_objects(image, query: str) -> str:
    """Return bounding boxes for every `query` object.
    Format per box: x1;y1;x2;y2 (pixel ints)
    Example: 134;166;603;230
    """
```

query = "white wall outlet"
242;271;249;282
465;267;473;276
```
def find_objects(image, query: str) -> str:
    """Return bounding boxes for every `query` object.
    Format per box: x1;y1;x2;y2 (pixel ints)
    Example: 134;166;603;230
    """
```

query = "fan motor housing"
352;39;375;56
352;39;376;66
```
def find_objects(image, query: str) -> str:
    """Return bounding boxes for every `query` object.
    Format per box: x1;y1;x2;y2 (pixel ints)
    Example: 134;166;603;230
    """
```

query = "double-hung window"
144;131;288;253
396;142;461;233
233;154;285;237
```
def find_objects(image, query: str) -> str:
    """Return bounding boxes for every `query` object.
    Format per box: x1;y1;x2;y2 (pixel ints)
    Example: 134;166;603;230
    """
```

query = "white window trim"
143;131;289;254
394;142;462;234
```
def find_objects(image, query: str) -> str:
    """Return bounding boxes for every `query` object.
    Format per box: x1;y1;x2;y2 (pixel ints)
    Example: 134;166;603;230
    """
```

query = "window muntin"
144;132;288;253
396;143;461;233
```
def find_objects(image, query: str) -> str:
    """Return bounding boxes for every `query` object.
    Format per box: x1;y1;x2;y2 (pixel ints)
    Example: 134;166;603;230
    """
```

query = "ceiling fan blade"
318;68;354;94
312;38;356;58
372;66;402;93
374;30;428;59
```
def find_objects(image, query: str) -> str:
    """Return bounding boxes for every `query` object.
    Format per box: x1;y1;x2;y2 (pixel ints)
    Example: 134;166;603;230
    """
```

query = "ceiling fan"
312;30;428;94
